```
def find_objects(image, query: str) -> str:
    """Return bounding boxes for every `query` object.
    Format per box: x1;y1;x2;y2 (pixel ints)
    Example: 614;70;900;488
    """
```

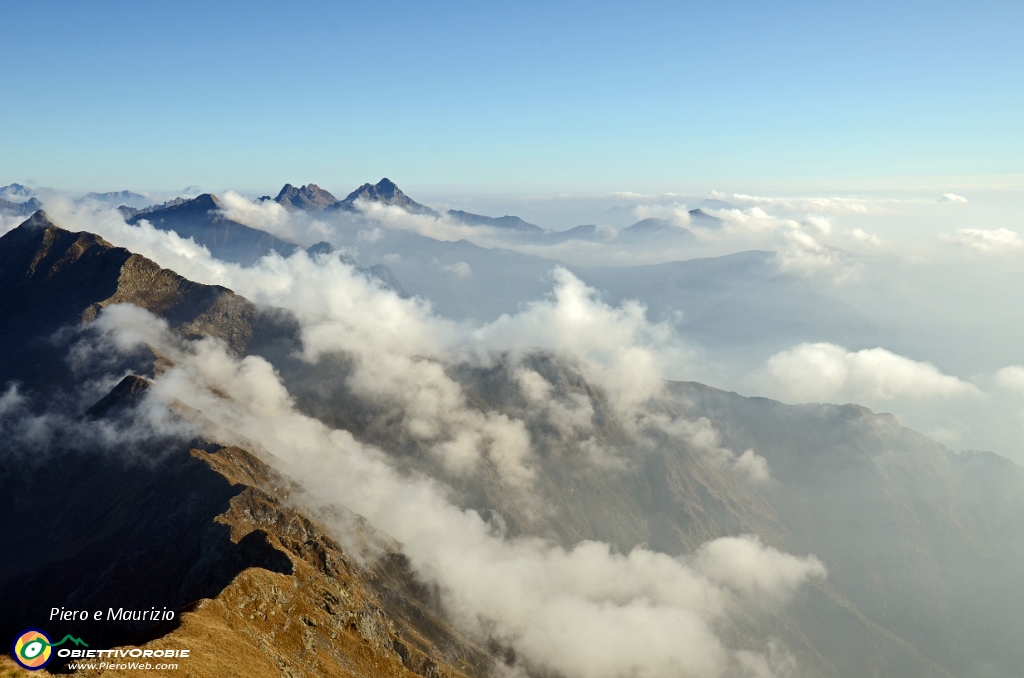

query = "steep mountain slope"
0;217;489;677
279;345;1024;677
0;211;297;394
4;215;1023;677
671;381;1024;677
125;194;302;265
0;399;489;678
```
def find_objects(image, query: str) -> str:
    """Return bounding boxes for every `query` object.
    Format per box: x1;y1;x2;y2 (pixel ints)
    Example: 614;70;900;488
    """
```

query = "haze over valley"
3;176;1024;677
3;2;1023;675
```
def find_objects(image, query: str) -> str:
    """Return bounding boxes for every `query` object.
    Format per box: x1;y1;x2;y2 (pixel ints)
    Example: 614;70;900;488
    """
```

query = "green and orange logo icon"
11;629;88;670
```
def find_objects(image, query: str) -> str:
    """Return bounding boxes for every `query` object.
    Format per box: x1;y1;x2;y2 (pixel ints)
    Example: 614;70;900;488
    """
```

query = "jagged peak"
22;209;56;229
341;178;437;216
344;178;401;203
275;183;297;200
274;183;339;211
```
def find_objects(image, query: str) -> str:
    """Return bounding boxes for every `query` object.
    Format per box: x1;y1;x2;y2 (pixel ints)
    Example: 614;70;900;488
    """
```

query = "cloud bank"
78;302;825;678
751;343;980;404
940;228;1023;254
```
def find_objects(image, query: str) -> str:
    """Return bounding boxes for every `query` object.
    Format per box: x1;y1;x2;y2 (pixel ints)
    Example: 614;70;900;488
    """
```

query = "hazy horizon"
3;2;1023;676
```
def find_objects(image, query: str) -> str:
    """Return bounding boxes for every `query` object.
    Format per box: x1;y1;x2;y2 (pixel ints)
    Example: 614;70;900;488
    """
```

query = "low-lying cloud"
940;228;1023;254
82;302;826;678
750;343;981;404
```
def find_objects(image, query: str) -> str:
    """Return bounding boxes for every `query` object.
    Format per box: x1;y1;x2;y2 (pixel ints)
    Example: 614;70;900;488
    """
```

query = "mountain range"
268;178;439;216
2;207;1023;676
0;195;43;216
97;179;885;363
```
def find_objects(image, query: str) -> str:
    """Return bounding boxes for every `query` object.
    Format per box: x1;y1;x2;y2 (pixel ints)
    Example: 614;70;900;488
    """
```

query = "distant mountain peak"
621;217;696;241
343;178;438;216
688;208;723;229
0;182;34;200
0;196;44;217
22;209;54;228
274;183;339;212
82;190;147;203
447;210;544;233
121;193;300;266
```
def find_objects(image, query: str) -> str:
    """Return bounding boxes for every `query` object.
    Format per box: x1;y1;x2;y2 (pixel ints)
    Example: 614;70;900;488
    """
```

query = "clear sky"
2;0;1022;194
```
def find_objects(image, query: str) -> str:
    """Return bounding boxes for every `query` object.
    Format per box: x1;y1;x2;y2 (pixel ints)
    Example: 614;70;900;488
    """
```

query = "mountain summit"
125;194;302;265
342;178;438;216
0;182;34;200
274;183;340;212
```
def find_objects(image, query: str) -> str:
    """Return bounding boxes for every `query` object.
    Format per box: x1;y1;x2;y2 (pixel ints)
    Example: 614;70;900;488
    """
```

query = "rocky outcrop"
0;212;300;393
275;184;340;212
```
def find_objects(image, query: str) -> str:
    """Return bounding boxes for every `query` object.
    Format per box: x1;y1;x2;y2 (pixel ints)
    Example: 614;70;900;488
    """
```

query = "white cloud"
707;191;871;215
645;414;772;484
940;228;1023;254
694;535;826;599
996;366;1024;394
939;193;968;203
83;305;826;678
5;201;844;677
217;190;332;247
473;268;688;415
354;199;503;243
775;226;862;284
515;368;595;436
752;343;980;404
845;228;881;246
612;191;657;199
631;203;693;228
802;215;832;235
357;227;383;243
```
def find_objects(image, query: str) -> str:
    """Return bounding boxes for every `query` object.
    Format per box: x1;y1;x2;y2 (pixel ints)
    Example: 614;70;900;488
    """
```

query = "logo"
11;629;88;671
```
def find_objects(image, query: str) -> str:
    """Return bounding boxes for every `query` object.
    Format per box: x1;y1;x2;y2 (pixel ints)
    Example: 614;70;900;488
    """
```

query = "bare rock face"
275;183;341;212
341;179;438;217
0;212;300;392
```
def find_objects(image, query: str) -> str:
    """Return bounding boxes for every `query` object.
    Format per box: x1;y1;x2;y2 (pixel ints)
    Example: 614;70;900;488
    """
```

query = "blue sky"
2;0;1022;194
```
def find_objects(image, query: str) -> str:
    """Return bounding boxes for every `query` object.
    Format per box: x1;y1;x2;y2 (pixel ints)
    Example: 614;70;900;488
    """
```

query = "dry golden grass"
60;446;483;678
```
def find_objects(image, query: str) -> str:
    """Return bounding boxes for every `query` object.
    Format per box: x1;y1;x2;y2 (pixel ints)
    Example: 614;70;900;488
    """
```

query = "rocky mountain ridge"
3;213;1024;676
0;215;490;677
0;195;43;216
